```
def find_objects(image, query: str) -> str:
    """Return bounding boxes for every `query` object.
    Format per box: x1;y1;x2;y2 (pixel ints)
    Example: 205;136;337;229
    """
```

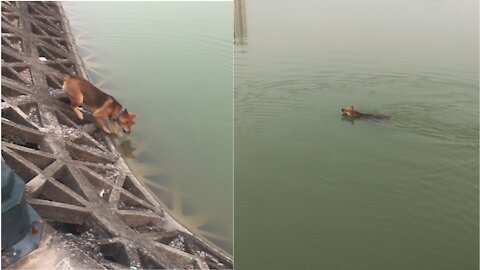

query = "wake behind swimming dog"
341;105;390;120
63;75;138;136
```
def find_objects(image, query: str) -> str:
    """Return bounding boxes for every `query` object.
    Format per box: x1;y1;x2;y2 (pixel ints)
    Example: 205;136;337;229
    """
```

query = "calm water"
235;0;478;269
63;2;233;254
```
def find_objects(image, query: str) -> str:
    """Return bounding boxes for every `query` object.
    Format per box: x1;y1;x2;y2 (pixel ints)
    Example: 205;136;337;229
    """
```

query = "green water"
235;0;478;269
63;2;233;253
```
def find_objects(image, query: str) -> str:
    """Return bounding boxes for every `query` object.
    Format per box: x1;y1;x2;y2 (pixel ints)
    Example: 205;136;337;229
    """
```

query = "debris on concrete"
48;87;63;95
24;106;41;126
169;235;186;252
2;134;27;146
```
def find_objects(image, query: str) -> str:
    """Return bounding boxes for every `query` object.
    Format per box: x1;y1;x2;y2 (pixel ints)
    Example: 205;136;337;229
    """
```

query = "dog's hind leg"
63;81;84;120
70;95;84;120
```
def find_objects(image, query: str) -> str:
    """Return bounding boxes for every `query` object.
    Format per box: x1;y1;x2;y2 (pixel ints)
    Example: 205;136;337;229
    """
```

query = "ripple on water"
235;61;478;250
387;101;477;145
236;66;478;146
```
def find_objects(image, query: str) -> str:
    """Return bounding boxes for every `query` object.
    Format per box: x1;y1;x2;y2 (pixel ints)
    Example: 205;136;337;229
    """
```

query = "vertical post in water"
234;0;248;45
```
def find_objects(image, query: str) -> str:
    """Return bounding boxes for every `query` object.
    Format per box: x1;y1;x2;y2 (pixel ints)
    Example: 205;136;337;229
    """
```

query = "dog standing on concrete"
63;75;138;136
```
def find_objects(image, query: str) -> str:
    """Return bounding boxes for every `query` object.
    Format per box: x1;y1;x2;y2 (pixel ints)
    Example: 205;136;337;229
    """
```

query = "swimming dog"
341;105;389;120
63;75;138;135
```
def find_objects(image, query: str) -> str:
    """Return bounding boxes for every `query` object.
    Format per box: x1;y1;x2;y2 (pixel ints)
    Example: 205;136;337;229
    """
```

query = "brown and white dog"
63;75;138;135
341;105;389;120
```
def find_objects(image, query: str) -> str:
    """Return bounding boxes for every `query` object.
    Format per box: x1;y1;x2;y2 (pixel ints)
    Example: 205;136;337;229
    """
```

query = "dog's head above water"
117;109;138;134
341;105;360;117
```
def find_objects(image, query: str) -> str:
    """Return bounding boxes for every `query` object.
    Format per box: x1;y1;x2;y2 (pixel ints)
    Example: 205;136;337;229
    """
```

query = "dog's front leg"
110;119;121;137
72;106;84;120
93;116;111;134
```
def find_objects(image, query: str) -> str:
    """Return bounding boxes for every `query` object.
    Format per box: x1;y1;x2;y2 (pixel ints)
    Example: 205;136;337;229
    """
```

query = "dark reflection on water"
116;139;137;159
235;0;478;269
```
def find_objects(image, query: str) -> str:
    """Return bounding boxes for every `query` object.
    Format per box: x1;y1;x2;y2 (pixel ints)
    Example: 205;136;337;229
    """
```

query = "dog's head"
341;105;358;117
117;110;138;134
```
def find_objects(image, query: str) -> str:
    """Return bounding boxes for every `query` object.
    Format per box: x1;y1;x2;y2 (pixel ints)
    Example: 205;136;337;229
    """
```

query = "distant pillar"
234;0;247;45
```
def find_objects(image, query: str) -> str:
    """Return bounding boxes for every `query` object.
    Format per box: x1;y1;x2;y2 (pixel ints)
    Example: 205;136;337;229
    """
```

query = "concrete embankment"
234;0;247;45
1;1;233;269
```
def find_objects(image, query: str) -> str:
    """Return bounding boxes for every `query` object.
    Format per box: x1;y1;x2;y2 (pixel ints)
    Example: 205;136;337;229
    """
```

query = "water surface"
63;2;233;254
235;0;478;269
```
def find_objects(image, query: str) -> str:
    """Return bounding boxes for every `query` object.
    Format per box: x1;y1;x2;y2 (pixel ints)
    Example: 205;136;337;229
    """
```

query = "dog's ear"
350;105;354;110
129;113;138;119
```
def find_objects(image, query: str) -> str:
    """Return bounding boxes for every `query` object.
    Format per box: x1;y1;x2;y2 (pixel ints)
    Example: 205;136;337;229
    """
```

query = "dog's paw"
74;111;84;120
